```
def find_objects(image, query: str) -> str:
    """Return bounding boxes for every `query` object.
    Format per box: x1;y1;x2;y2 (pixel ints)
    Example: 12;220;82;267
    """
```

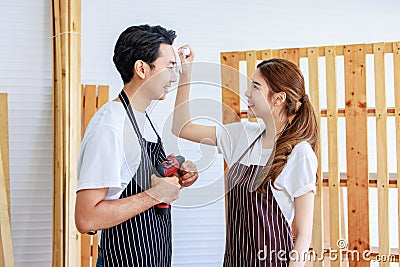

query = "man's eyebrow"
252;80;262;86
169;60;176;65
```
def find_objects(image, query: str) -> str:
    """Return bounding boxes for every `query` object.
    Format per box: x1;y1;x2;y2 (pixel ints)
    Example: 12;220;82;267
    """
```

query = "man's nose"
171;69;177;82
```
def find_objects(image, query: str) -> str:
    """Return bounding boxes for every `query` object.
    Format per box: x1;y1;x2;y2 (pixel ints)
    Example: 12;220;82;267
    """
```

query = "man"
75;25;198;267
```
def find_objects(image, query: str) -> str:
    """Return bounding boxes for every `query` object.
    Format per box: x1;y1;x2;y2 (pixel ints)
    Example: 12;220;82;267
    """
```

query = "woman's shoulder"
289;141;317;164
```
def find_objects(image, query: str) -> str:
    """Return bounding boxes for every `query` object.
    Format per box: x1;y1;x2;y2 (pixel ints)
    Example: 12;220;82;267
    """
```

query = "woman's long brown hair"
255;58;319;195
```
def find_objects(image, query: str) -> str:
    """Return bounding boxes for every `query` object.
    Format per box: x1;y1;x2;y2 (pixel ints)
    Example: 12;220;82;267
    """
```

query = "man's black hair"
113;24;177;84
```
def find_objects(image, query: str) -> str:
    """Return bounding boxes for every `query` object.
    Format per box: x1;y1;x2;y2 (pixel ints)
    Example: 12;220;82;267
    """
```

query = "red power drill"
155;155;185;215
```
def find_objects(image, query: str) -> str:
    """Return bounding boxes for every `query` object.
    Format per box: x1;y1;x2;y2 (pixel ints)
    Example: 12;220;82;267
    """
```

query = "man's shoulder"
88;101;125;130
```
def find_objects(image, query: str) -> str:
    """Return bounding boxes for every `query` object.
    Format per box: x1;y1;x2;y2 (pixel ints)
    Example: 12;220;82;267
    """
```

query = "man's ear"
133;60;146;79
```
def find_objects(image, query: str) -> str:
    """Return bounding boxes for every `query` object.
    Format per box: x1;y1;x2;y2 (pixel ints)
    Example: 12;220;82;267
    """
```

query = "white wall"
1;0;399;266
0;1;53;266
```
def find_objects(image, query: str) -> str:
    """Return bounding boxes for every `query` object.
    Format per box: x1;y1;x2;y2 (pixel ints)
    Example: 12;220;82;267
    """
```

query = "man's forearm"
75;189;160;234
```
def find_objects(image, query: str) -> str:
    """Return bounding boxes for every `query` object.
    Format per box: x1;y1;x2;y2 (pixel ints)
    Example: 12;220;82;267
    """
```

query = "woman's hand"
177;160;198;187
178;45;194;79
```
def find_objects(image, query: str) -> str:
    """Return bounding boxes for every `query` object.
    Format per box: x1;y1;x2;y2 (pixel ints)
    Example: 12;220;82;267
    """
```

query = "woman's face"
245;68;273;118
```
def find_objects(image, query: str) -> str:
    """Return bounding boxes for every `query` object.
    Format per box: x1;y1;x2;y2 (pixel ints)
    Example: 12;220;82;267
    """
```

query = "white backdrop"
1;0;400;266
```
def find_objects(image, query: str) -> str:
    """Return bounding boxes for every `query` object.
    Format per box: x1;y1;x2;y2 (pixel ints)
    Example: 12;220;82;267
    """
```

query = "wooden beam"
220;52;240;234
66;0;82;266
325;46;342;267
393;42;400;264
51;0;81;266
221;52;241;124
80;85;109;267
246;50;257;121
228;42;399;61
0;150;14;267
373;42;390;267
51;0;64;266
0;94;10;215
307;47;324;267
97;85;109;109
344;44;369;267
278;48;300;67
83;85;97;132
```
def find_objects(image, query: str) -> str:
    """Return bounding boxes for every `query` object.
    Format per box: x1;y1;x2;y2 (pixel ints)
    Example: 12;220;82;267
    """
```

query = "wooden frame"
220;41;400;265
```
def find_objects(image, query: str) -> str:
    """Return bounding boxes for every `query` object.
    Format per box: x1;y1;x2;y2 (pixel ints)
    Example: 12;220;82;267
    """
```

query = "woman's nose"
244;88;251;98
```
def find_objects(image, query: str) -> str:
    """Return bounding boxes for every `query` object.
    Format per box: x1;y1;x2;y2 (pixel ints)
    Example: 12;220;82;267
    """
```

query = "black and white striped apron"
224;133;294;267
101;90;171;267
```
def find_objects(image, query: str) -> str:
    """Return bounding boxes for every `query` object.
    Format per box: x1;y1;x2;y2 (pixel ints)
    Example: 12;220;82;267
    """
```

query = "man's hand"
149;174;181;203
177;160;198;187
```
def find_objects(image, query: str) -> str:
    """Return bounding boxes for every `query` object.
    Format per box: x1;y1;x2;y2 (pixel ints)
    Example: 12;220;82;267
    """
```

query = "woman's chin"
247;107;256;119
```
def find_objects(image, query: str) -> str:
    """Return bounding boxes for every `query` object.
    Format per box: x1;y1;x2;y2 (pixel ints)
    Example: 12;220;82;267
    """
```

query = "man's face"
143;43;177;101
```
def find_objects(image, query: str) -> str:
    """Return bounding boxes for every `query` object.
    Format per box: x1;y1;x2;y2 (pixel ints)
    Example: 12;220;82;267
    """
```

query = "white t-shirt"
216;120;317;225
77;101;158;200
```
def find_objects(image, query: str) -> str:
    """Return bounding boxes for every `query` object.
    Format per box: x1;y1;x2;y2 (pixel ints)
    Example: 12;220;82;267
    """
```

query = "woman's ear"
133;60;146;79
273;92;287;106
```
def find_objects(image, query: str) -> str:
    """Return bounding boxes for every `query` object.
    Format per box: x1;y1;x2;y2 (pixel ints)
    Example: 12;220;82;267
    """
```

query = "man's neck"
119;82;150;113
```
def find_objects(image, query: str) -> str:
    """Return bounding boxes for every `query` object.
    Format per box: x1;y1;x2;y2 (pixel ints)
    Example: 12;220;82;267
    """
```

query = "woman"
172;48;318;267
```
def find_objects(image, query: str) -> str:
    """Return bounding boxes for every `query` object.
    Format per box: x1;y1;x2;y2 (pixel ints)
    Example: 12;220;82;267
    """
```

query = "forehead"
252;68;267;85
156;43;175;64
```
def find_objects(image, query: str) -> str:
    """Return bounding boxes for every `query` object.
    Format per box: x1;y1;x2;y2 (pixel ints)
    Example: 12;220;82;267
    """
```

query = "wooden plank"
0;151;15;267
307;47;324;267
373;43;390;267
83;85;97;132
221;52;241;124
81;234;91;267
260;49;272;60
67;0;82;266
242;107;396;118
393;42;400;262
0;94;10;215
233;42;399;61
278;48;300;67
221;52;240;232
97;85;109;109
81;85;108;267
325;46;342;267
52;0;64;266
344;44;369;267
91;234;98;267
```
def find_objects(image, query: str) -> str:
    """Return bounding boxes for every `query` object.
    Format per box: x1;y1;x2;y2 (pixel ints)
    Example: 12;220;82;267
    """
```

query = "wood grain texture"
344;44;369;267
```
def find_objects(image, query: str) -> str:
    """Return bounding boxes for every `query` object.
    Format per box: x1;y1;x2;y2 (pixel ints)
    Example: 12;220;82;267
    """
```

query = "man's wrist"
145;188;162;205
